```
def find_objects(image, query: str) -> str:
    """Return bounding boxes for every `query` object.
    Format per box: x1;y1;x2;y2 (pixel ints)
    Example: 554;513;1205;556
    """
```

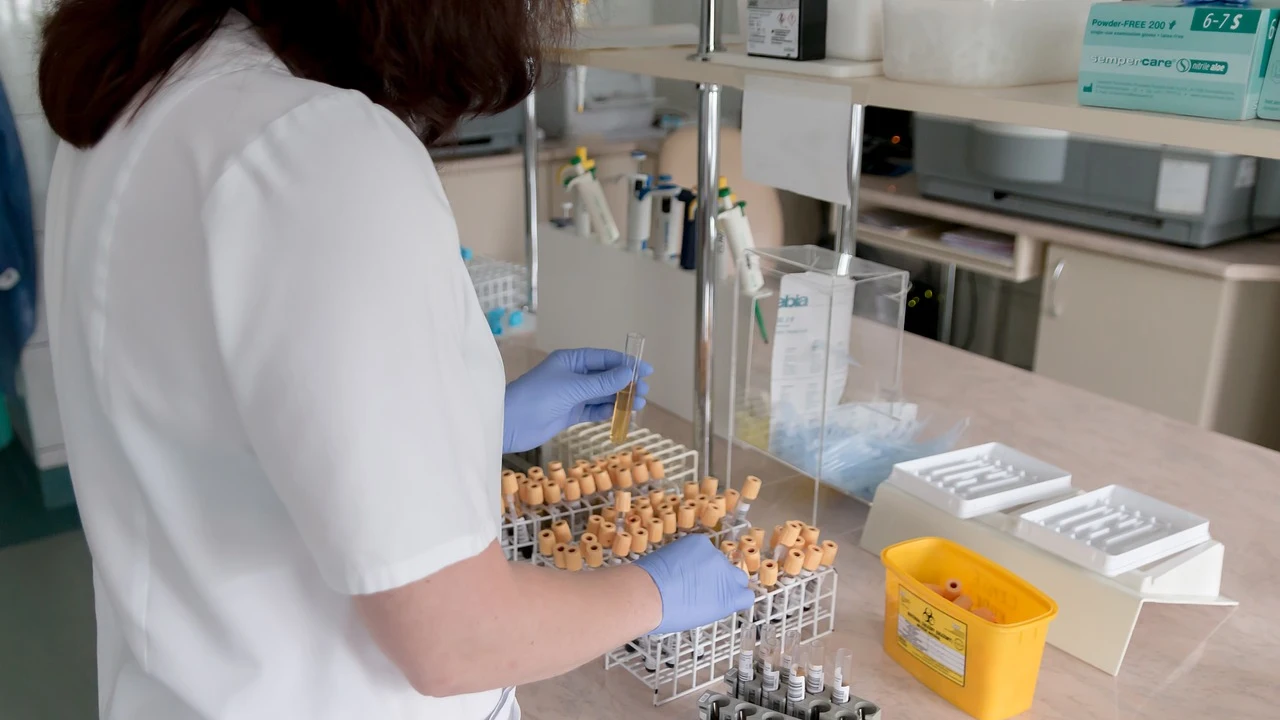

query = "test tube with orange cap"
735;476;762;521
631;458;650;486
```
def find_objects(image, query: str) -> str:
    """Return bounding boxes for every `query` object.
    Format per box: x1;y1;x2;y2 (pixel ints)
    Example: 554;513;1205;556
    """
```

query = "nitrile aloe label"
1079;1;1280;120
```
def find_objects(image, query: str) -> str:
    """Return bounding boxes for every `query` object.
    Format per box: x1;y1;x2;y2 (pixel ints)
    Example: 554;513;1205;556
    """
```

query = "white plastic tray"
886;442;1072;519
1015;485;1211;577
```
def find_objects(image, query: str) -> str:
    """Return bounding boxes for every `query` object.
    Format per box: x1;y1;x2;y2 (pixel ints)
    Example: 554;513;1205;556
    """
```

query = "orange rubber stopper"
612;530;633;558
548;461;567;487
662;510;678;535
501;472;519;497
614;490;632;515
564;477;582;502
803;544;823;572
648;518;664;545
579;471;597;495
542;480;562;505
615;466;634;489
551;520;572;544
585;544;604;568
647;457;666;481
564;546;583;572
586;514;604;538
632;528;649;554
739;536;758;551
750;527;767;548
779;521;802;548
801;525;820;546
942;579;963;601
701;476;720;497
553;543;568;569
599;521;617;545
683;481;700;500
744;546;761;573
593;468;612;493
677;503;697;530
648;489;666;507
526;483;544;506
783;548;805;576
821;540;839;566
720;540;738;556
724;488;741;514
699;505;722;530
742;476;763;501
759;559;779;587
538;529;556;556
631;463;650;485
953;595;974;611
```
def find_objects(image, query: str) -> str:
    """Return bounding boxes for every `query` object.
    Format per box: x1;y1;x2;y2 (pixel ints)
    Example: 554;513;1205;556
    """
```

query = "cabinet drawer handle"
1048;260;1066;318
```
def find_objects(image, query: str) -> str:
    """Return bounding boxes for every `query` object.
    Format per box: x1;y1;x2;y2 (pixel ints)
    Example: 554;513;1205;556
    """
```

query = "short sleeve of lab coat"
203;91;503;596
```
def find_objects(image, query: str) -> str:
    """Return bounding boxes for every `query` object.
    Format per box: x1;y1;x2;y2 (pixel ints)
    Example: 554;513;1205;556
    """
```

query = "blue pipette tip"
508;310;525;327
460;247;474;262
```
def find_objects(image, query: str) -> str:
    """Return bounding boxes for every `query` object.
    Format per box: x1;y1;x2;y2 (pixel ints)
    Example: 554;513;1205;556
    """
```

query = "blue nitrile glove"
503;348;654;453
633;535;756;635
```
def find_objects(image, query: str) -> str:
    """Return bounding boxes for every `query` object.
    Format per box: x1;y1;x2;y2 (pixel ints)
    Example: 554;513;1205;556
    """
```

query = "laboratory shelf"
560;45;1280;161
858;174;1280;281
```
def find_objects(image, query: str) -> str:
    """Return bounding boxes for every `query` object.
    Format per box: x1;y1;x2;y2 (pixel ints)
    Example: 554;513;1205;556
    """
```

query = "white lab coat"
43;15;512;720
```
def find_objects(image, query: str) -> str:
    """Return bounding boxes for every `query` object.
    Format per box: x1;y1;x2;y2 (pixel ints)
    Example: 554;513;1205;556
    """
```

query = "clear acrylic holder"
727;245;928;522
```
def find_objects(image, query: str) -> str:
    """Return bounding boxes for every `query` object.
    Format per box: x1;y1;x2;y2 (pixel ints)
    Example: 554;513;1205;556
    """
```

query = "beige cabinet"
1034;244;1280;450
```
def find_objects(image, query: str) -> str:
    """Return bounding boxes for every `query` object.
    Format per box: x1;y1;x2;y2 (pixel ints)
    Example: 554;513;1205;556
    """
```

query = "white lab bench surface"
500;333;1280;720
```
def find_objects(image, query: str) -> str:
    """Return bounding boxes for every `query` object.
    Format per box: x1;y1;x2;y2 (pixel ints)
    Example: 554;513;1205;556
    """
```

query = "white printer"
913;115;1280;248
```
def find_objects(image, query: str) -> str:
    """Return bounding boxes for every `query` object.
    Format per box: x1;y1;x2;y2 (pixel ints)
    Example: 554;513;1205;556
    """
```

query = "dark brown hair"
39;0;574;149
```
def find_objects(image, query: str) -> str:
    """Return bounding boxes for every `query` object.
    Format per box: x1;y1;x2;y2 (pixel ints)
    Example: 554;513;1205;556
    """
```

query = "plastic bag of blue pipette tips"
764;400;969;502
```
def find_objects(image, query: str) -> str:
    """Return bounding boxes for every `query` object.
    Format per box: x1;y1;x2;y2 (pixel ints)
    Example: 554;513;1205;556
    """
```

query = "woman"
37;1;754;718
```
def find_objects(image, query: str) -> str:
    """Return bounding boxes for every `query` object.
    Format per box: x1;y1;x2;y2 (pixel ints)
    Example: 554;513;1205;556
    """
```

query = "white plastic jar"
882;0;1104;87
828;0;884;61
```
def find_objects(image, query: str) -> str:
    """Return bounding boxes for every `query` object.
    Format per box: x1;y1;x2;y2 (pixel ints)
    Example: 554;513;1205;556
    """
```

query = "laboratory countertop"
503;332;1280;719
861;175;1280;282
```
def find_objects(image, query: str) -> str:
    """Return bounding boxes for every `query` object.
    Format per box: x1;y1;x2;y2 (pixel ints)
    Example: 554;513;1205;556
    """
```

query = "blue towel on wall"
0;77;37;396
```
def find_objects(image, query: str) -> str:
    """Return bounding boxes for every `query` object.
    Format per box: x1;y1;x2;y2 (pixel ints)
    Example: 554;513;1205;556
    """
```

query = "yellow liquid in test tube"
610;332;645;445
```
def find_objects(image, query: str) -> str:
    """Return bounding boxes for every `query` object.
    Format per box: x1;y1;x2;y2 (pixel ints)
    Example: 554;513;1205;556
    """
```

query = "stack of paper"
939;227;1016;259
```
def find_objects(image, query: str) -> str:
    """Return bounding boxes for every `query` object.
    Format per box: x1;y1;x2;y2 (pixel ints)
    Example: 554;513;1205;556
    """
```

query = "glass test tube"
609;332;646;444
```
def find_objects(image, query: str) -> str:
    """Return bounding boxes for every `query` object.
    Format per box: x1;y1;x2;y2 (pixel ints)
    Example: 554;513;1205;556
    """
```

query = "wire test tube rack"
500;422;702;561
